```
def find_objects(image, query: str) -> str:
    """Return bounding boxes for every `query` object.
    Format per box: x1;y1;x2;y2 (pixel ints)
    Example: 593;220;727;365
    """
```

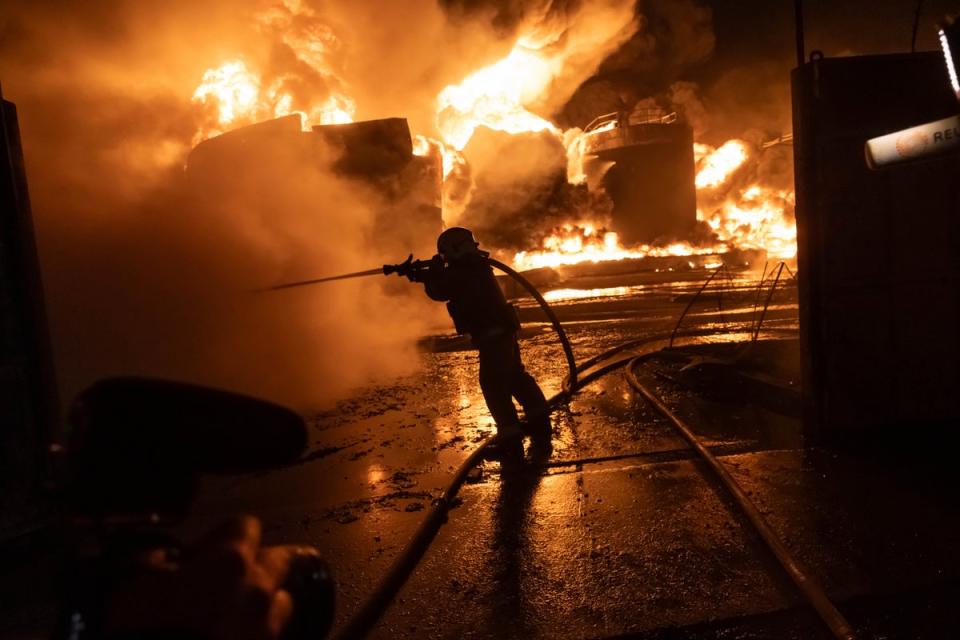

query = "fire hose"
264;258;855;640
263;255;579;386
328;256;579;640
624;360;856;640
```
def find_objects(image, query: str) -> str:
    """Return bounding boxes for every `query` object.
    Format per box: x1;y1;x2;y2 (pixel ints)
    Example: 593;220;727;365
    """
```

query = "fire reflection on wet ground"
186;272;960;639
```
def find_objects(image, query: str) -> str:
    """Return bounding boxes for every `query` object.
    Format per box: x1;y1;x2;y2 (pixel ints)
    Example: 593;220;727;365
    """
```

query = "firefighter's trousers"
476;332;550;440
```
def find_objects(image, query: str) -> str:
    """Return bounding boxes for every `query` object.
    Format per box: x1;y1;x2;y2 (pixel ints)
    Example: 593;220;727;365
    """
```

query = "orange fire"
511;141;796;268
191;2;356;144
191;61;262;142
513;223;723;271
701;185;797;259
412;134;466;180
191;58;355;144
189;6;797;271
695;140;749;189
435;42;561;150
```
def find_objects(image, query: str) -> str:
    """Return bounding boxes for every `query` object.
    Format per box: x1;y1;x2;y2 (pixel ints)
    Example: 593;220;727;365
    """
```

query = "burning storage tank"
186;115;442;258
582;109;697;244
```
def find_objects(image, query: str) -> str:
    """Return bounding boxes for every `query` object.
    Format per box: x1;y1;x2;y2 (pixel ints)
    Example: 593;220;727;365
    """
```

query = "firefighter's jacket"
414;253;519;340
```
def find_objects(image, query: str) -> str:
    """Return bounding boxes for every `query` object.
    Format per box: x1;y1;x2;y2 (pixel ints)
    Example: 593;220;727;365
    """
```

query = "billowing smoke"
2;0;854;413
0;1;459;413
0;0;642;413
435;0;639;251
545;0;803;259
560;0;715;128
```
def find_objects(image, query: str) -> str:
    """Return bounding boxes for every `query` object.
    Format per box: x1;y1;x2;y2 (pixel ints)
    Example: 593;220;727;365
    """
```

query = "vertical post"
795;0;806;67
0;81;60;537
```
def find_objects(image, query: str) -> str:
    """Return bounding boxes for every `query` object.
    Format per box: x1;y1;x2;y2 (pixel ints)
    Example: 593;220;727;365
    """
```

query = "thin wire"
749;261;770;337
911;0;925;53
752;262;785;343
783;263;799;284
669;265;726;348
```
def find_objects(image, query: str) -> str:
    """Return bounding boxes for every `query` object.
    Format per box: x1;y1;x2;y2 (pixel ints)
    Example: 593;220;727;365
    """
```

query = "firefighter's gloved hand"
385;254;416;280
408;255;444;283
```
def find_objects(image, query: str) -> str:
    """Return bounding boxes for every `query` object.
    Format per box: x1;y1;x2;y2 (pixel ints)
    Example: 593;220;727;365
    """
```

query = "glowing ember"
695;139;749;189
544;287;631;302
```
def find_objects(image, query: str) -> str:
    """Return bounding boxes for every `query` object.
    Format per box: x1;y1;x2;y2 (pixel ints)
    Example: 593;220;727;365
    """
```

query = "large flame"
191;58;355;144
191;1;355;144
434;0;636;152
189;3;797;272
191;61;263;141
701;185;797;259
513;140;797;268
513;223;723;271
436;41;561;150
695;139;748;189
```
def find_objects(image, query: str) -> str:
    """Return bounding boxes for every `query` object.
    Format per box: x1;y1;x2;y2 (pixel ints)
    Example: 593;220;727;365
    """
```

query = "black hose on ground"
562;325;800;395
624;358;856;640
328;328;730;640
331;265;806;640
329;380;585;640
329;442;490;640
331;258;578;640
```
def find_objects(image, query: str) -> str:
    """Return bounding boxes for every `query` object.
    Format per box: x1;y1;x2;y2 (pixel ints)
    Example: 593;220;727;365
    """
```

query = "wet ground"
182;273;960;638
4;270;960;638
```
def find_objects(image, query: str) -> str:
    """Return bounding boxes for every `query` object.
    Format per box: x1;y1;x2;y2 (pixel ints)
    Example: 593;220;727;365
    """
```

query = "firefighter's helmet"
437;227;480;259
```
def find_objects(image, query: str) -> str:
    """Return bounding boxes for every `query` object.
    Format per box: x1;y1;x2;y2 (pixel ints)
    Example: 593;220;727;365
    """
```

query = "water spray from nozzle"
258;254;437;292
256;267;385;292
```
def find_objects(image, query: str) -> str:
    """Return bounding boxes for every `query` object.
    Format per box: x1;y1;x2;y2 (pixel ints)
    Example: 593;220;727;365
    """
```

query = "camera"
51;377;336;639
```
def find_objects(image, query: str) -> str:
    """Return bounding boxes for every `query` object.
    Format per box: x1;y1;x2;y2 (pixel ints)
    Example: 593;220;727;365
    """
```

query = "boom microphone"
67;377;308;516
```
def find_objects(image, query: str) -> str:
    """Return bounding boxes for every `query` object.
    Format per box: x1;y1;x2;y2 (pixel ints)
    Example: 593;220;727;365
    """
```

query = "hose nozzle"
384;254;436;281
383;254;414;277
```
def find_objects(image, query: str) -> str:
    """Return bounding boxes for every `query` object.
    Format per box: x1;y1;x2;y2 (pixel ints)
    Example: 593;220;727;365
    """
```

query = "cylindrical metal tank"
583;112;697;244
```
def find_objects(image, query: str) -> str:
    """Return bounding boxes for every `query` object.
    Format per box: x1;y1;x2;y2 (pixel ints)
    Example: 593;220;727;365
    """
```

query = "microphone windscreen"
70;377;308;475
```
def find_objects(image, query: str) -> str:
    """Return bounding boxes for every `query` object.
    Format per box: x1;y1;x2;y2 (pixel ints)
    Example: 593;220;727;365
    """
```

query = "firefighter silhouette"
405;227;551;465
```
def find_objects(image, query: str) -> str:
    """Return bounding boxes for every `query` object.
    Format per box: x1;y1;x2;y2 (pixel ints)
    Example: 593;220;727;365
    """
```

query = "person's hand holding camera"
106;516;293;640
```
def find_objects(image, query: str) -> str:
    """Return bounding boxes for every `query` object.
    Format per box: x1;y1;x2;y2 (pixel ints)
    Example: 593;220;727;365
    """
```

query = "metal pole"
795;0;806;67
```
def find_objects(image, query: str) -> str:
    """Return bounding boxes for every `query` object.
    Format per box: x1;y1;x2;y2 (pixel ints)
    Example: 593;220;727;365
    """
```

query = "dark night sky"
706;0;958;134
676;0;954;140
705;0;956;71
559;0;959;139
